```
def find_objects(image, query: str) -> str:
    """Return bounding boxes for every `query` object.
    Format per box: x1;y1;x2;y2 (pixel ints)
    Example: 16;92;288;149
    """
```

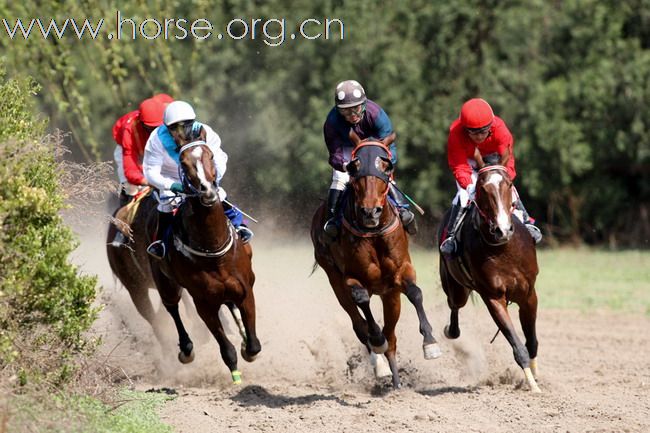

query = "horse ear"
474;147;486;169
347;157;360;176
349;130;361;147
378;156;394;176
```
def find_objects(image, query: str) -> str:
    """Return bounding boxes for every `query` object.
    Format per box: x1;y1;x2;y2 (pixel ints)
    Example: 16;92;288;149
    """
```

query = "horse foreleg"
404;282;442;360
381;292;402;389
483;296;541;393
195;302;241;384
327;271;369;346
152;268;194;363
440;261;470;340
350;283;386;353
518;289;539;378
164;303;195;363
235;292;262;363
444;309;461;339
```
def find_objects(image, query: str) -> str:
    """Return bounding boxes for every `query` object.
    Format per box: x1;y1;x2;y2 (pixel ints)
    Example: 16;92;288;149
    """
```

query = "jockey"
322;80;417;239
439;98;542;255
112;95;173;206
143;100;253;259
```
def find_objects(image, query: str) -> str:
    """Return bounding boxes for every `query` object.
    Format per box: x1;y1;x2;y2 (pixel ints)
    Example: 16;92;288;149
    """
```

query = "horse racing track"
74;221;649;433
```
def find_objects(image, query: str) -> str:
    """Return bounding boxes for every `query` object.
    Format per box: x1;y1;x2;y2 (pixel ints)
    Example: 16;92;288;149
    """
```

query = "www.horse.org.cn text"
1;11;346;47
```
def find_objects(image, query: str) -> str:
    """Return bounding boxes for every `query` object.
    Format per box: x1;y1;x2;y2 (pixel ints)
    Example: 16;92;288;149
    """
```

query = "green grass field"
410;247;650;316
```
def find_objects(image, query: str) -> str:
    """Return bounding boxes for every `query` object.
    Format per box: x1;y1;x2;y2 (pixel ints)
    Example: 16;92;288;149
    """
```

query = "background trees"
1;0;648;246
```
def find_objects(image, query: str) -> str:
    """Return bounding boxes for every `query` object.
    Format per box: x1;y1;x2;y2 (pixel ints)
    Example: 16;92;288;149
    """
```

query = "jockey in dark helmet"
321;80;417;241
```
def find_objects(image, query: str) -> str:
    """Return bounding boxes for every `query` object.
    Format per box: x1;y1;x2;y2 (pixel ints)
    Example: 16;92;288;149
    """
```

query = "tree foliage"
1;0;648;246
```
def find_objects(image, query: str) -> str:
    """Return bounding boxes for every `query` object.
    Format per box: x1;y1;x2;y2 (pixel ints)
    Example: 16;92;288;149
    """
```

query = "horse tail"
309;260;320;277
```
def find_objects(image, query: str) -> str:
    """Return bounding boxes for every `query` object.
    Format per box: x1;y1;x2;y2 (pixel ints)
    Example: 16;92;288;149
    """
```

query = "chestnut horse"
107;133;261;384
311;137;441;389
438;160;541;392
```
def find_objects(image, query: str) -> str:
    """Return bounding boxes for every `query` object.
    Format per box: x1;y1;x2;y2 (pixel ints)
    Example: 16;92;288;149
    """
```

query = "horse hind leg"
404;282;442;359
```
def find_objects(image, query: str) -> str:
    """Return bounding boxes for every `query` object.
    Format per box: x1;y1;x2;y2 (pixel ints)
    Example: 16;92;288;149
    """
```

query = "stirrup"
236;225;254;244
398;208;417;235
147;240;166;259
110;231;127;248
525;224;542;244
439;237;457;255
323;218;339;237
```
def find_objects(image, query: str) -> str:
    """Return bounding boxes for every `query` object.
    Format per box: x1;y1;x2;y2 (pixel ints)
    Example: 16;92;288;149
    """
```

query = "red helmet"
152;93;174;105
460;98;494;129
139;98;166;127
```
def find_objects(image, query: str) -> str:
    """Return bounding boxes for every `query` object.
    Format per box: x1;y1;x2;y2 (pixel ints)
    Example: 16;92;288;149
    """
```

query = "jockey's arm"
203;124;228;185
143;138;175;191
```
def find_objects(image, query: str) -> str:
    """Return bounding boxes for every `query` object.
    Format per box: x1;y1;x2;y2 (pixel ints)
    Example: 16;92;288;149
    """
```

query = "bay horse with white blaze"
107;129;261;384
438;157;541;392
311;134;441;389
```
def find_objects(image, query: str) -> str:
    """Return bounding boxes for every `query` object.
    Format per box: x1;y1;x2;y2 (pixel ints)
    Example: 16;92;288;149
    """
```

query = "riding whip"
389;180;425;215
223;199;260;224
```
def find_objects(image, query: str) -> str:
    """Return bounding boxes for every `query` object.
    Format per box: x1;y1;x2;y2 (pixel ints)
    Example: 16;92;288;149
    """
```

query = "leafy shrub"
0;65;98;384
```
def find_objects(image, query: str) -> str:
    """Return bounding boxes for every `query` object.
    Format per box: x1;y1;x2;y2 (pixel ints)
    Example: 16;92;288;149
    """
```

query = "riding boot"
514;199;542;244
439;204;464;255
147;211;173;259
223;199;254;244
323;189;343;238
388;183;417;235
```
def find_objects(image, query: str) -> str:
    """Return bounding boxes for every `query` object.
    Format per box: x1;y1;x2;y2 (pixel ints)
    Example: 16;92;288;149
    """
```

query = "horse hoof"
370;353;391;378
178;349;195;364
371;340;388;354
241;342;258;363
444;325;460;339
231;369;242;385
423;343;442;360
524;367;541;393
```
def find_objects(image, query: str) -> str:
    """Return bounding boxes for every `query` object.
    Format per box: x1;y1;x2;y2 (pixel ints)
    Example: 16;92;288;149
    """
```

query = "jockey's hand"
466;184;476;200
170;182;184;194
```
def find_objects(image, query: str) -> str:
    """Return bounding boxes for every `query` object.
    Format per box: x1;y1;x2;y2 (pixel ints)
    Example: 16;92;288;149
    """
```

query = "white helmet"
163;101;196;126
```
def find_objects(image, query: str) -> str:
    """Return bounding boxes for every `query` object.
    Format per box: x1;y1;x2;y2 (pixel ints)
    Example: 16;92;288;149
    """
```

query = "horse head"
177;126;220;207
474;153;514;244
346;131;394;229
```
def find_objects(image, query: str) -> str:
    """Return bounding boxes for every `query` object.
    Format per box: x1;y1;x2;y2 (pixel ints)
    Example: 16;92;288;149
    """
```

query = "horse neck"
182;197;230;247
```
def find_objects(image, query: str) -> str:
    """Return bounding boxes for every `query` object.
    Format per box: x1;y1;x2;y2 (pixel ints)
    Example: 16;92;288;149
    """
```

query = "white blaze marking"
485;172;510;231
191;147;211;189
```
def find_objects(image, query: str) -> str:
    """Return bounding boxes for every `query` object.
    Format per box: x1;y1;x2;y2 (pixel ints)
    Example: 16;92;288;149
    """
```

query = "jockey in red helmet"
440;98;542;256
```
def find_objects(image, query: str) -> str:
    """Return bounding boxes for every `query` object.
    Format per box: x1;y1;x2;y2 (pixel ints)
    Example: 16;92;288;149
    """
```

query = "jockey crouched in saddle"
439;98;543;256
113;93;174;206
322;80;417;240
110;94;173;247
143;100;253;259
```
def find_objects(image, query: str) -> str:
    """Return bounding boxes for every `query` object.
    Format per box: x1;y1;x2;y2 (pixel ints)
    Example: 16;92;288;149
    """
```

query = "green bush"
0;65;98;384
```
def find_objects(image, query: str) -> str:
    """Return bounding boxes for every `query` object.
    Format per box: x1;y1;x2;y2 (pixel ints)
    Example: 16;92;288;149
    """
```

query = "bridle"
471;165;515;246
177;140;219;207
173;140;234;259
343;141;400;238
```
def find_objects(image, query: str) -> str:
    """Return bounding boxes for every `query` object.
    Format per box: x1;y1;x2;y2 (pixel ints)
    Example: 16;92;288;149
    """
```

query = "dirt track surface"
76;224;650;433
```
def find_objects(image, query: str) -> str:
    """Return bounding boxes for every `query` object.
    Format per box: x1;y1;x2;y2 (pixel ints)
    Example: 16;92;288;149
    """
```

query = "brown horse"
438;159;541;392
107;134;260;384
311;136;441;389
